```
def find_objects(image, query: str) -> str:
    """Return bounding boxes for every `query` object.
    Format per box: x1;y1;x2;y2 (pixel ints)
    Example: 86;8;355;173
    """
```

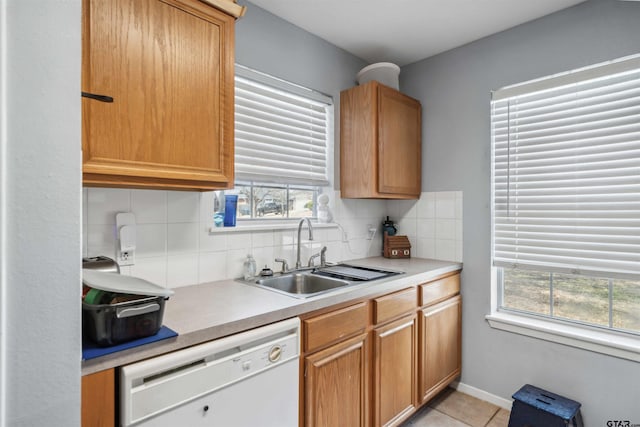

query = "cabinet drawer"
420;274;460;307
373;287;417;325
304;302;368;353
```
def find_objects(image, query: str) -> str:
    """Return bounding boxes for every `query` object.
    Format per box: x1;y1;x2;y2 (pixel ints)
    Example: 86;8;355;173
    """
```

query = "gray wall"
236;1;367;188
1;0;82;425
401;0;640;424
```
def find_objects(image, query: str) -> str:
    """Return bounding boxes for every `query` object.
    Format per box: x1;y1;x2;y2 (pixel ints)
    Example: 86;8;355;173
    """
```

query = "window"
234;183;316;220
229;65;333;221
491;54;640;335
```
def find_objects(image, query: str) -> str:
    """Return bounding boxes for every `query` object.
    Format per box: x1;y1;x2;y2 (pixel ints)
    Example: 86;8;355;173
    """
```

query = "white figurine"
317;193;333;223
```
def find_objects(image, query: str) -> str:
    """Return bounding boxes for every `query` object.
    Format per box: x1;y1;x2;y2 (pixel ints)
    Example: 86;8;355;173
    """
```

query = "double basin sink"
243;264;402;298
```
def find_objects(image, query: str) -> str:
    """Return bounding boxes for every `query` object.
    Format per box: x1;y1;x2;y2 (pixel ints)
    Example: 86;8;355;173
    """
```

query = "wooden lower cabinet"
81;369;115;427
419;295;462;403
304;332;369;427
373;314;417;427
302;274;462;427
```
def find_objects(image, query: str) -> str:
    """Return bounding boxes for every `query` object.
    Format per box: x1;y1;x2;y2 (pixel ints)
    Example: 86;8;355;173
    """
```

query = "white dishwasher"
120;317;300;427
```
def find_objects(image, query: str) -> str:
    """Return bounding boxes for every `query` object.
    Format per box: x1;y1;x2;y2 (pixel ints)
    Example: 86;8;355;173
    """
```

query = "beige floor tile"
405;407;471;427
428;388;500;427
486;408;511;427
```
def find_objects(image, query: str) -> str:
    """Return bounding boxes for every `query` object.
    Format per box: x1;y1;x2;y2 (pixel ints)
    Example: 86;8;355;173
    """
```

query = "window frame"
488;54;640;360
233;181;321;222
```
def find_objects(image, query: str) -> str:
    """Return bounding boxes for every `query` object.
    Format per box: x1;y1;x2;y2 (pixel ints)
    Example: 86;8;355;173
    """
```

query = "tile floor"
401;388;511;427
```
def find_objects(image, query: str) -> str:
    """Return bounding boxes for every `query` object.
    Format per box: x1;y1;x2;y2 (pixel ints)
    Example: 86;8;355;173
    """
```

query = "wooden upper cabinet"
82;0;235;190
340;81;421;199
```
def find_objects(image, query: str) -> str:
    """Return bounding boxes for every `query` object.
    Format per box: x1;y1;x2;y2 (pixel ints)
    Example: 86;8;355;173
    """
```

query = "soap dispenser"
243;254;257;280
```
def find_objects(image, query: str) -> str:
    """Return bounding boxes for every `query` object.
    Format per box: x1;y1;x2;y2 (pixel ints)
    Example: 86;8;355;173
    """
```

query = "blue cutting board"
82;326;178;360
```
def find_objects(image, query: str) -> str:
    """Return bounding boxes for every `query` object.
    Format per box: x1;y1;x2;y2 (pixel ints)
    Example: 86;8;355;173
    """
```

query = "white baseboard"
450;381;513;410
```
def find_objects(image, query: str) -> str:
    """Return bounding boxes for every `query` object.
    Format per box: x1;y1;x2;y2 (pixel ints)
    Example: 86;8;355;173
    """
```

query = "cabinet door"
82;0;235;190
419;295;462;403
377;85;421;197
81;369;115;426
373;314;417;427
304;333;369;427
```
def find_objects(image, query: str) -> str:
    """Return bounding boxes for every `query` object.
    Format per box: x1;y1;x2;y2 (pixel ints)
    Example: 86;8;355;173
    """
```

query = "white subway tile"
339;199;358;220
130;257;167;287
435;219;456;240
252;231;274;248
227;232;252;251
325;241;342;263
455;242;463;263
273;245;295;270
87;188;130;225
417;238;436;259
167;223;199;254
435;239;456;262
396;217;417;238
136;224;167;258
455;191;463;219
131;189;167;224
326;227;342;242
226;249;248;280
367;239;383;257
455;219;463;241
417;192;436;219
199;191;216;224
252;246;275;272
167;191;200;223
313;228;329;245
389;199;418;220
417;218;436;239
435;192;456;219
167;254;199;288
86;224;117;258
199;228;227;253
198;251;228;283
118;266;132;276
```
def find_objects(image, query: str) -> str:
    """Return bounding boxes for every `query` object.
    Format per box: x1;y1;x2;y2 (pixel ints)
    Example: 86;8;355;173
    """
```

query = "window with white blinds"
234;65;332;186
491;54;640;280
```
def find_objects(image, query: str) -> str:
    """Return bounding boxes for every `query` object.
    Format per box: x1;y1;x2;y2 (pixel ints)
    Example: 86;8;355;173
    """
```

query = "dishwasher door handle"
117;303;160;318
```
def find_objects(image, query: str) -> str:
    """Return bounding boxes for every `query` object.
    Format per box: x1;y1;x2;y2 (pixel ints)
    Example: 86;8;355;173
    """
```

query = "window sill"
208;221;338;234
486;311;640;362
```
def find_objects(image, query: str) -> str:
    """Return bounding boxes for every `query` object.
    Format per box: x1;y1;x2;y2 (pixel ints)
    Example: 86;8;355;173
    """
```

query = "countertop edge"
82;257;462;375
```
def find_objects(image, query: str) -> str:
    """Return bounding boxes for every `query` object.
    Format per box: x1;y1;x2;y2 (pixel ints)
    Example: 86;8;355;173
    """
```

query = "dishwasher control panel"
120;318;300;426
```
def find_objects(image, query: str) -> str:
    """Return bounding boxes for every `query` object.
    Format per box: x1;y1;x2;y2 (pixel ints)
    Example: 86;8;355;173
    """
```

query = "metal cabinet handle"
116;303;160;318
81;91;114;103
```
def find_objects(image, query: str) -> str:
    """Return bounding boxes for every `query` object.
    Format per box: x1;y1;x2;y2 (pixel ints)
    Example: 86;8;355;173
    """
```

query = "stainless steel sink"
242;263;403;299
255;272;350;298
311;264;402;282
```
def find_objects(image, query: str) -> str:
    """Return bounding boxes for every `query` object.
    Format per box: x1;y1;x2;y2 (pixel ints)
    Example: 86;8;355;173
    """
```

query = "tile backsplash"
83;188;462;288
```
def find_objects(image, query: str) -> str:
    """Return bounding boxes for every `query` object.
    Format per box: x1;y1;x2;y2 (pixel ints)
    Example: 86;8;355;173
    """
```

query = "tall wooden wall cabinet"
82;0;236;190
340;81;422;199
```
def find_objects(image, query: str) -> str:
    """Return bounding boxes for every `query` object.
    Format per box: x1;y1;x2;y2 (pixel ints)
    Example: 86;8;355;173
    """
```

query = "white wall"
0;0;81;426
401;0;640;424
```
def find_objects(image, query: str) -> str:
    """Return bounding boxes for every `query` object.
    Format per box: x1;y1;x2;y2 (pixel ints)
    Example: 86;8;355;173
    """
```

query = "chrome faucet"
308;246;327;268
296;218;314;269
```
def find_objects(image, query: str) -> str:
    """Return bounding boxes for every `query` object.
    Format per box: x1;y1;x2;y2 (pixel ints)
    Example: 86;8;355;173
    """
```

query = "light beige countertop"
82;257;462;375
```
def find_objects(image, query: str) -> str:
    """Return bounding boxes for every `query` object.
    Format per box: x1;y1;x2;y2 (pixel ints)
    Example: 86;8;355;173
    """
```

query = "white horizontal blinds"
491;56;640;280
234;70;331;186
